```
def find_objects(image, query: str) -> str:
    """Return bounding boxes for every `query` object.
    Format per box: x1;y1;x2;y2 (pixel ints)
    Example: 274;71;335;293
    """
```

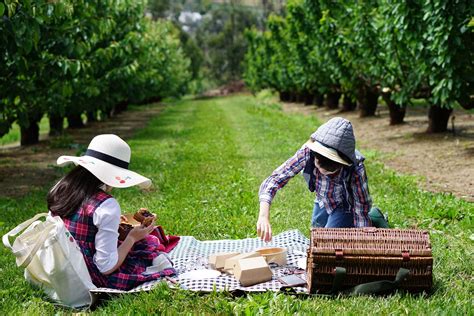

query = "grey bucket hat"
305;117;356;165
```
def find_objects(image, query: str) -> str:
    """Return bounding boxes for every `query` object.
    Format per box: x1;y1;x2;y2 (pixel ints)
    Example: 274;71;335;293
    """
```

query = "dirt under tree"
0;105;164;198
282;102;474;202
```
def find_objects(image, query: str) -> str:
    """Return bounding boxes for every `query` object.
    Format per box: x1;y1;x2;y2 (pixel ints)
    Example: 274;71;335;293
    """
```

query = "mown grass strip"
0;94;472;314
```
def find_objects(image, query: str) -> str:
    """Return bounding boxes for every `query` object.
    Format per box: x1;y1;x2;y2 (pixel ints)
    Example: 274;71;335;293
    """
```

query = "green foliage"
421;1;473;109
0;95;472;313
376;1;426;106
178;28;204;82
0;0;192;144
125;19;191;103
196;4;260;84
243;0;474;111
243;27;273;92
147;0;171;19
0;0;75;138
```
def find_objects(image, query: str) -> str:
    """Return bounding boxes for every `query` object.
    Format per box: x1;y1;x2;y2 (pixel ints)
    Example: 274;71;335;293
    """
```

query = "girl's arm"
93;198;122;273
93;198;155;275
102;223;155;275
257;145;310;241
258;145;310;204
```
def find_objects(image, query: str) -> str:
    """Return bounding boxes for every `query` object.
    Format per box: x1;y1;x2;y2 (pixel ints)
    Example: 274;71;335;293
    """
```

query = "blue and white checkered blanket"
90;230;310;298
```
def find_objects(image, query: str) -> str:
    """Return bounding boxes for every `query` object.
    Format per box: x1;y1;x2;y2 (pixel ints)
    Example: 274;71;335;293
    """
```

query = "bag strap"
2;213;56;268
331;267;410;295
2;213;49;249
17;224;56;268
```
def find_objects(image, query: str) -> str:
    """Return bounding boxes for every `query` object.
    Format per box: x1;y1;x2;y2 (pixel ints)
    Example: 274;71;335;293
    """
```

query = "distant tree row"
0;0;191;145
147;0;279;88
244;0;473;132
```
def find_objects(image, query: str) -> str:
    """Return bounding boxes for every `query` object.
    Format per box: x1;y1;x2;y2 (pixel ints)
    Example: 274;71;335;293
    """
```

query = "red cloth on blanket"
150;225;180;253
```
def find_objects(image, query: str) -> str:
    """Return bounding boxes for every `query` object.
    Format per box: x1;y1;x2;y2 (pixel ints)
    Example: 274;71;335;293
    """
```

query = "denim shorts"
311;202;354;228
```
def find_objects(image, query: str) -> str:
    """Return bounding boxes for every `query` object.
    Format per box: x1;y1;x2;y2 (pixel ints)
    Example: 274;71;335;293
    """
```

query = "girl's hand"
127;221;155;243
257;215;272;242
257;202;272;242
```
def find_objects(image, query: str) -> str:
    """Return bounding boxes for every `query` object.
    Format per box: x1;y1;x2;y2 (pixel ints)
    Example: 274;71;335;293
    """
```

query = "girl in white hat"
47;134;175;290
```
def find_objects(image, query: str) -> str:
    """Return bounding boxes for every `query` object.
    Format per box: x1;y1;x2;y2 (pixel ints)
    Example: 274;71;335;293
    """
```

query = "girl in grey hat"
257;117;373;242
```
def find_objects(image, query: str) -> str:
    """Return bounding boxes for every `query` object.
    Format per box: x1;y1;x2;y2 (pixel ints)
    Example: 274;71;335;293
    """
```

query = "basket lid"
310;228;432;257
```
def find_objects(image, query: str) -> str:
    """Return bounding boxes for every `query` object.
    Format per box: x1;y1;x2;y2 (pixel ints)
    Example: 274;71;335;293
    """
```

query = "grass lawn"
0;94;472;314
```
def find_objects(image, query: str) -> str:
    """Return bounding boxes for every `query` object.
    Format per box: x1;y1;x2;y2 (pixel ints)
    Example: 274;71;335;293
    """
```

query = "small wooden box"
234;257;273;286
307;228;433;294
209;252;240;270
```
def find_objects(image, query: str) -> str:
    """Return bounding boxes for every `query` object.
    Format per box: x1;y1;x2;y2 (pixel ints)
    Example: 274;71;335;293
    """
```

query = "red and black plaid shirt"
62;191;175;290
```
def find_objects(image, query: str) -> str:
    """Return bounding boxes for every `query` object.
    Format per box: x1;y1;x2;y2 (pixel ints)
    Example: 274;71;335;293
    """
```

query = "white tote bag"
2;213;97;308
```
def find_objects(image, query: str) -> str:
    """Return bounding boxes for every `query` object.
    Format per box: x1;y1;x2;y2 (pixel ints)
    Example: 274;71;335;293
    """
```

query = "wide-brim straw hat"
57;134;152;189
305;139;351;166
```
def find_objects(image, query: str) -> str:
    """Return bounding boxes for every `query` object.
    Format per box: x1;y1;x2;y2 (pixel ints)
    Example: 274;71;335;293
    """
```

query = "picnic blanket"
89;230;310;305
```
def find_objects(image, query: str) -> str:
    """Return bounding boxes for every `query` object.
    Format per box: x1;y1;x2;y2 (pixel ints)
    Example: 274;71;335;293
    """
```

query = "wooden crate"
307;228;433;294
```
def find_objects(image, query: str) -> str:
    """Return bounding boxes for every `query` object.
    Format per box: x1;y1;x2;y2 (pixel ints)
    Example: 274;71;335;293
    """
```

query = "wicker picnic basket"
307;228;433;294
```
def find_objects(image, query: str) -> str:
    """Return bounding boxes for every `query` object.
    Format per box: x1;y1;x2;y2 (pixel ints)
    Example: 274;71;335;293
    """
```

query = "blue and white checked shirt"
259;145;372;227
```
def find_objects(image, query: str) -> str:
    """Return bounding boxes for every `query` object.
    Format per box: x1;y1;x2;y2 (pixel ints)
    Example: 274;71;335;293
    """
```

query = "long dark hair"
47;165;103;218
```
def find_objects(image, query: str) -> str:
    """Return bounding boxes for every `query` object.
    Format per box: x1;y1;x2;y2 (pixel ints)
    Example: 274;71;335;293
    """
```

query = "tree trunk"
358;87;379;117
325;91;341;109
20;121;40;146
289;93;297;102
49;114;64;136
107;107;115;118
279;91;290;102
145;96;162;104
67;113;85;129
382;93;406;125
341;95;357;112
304;92;314;105
87;111;98;123
460;101;474;110
295;93;304;103
314;92;324;107
99;110;109;120
427;105;452;133
115;100;128;114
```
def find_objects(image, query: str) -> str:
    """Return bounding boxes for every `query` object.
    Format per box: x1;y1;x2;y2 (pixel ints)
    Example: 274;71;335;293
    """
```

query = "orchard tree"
0;0;192;145
243;0;473;132
196;4;259;84
376;1;426;125
0;0;76;144
336;0;381;116
421;0;473;132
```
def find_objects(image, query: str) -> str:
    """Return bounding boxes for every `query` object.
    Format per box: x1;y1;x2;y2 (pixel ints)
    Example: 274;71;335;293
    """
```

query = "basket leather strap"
332;267;410;295
331;267;347;293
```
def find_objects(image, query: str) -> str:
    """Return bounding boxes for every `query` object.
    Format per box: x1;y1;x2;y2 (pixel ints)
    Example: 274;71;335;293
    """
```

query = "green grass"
0;94;472;314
